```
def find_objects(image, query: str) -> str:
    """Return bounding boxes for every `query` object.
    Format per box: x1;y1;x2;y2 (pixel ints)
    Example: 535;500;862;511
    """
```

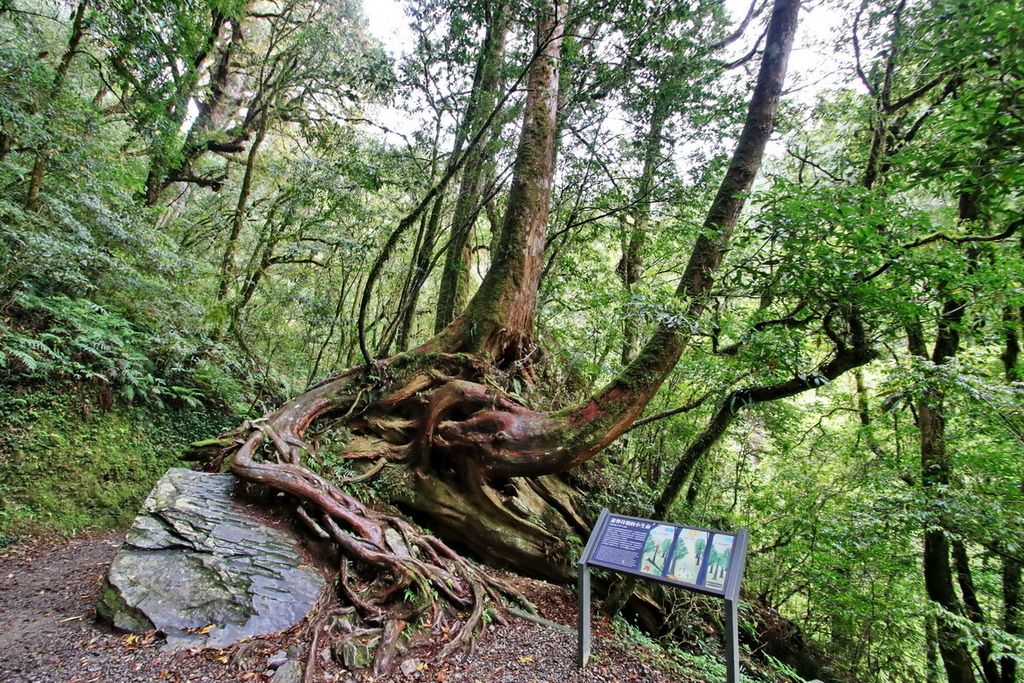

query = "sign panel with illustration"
584;512;743;598
577;508;749;683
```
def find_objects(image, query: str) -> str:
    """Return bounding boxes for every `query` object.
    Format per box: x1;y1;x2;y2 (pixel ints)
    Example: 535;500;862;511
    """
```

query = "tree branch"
716;310;814;356
851;4;876;97
722;25;769;71
627;372;753;431
710;0;768;51
862;218;1023;282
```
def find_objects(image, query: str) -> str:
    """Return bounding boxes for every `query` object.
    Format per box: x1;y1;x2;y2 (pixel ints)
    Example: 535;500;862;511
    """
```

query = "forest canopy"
0;0;1022;681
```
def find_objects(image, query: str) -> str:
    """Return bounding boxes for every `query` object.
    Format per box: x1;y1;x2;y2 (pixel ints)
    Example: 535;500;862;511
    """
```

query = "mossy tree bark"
428;0;567;365
140;7;230;207
1001;257;1022;683
24;0;90;212
434;0;511;335
904;130;1020;683
618;87;671;365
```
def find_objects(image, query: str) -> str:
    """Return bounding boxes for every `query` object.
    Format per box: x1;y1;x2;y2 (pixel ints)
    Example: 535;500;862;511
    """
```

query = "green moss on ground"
0;385;235;537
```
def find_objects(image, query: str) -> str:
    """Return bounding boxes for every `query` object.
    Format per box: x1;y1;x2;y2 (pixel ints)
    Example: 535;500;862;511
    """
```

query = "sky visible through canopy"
360;0;855;147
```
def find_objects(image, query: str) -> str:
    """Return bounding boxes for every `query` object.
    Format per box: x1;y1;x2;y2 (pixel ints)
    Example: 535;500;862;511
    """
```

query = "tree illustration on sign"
641;525;677;576
668;539;688;580
642;536;661;573
666;530;707;584
704;535;734;590
707;547;721;580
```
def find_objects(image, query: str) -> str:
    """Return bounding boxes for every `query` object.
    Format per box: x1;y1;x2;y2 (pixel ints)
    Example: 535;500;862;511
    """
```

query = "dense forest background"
0;0;1021;681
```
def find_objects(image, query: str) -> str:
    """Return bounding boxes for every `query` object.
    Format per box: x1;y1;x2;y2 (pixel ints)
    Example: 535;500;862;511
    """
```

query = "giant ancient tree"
188;0;803;669
8;0;1023;678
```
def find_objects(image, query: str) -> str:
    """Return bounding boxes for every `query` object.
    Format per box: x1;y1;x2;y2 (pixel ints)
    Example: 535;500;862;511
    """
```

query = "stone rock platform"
97;468;326;649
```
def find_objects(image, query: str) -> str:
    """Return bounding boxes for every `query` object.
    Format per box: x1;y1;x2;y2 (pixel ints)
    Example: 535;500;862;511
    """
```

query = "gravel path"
0;531;699;683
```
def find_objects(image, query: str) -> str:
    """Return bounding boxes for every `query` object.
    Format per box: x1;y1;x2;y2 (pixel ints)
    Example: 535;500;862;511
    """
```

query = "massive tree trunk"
154;12;245;200
190;0;802;672
428;0;567;364
392;0;513;354
142;7;229;206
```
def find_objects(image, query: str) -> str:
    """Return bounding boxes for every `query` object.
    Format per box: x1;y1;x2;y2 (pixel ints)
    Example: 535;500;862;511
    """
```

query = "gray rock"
271;659;304;683
400;658;422;676
336;638;375;669
97;468;326;648
384;528;412;558
333;615;355;633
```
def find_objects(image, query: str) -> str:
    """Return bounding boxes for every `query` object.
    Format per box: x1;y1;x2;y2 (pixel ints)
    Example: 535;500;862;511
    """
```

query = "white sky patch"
363;0;851;93
364;0;414;55
359;0;853;150
181;98;200;135
362;0;417;143
723;0;854;100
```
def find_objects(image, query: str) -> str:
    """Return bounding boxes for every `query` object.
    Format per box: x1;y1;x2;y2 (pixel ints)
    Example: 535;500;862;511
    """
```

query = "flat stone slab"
98;468;326;648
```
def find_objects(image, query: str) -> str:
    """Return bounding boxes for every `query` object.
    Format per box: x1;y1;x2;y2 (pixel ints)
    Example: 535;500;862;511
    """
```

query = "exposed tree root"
234;438;526;672
183;352;679;675
192;358;563;675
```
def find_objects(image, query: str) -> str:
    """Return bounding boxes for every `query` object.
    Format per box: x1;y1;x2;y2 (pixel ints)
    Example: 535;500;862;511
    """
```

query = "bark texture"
1001;298;1022;683
24;0;89;212
953;540;1000;683
432;0;566;364
434;0;511;334
619;87;671;365
1004;556;1021;683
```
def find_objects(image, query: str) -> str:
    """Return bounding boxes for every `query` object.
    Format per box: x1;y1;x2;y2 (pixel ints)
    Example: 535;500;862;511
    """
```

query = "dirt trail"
0;531;687;683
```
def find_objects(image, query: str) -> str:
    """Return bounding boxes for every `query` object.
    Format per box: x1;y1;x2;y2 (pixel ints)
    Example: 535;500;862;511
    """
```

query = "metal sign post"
577;508;749;683
576;508;607;668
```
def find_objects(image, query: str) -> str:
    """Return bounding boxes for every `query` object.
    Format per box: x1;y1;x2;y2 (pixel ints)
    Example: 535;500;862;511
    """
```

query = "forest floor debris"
0;530;705;683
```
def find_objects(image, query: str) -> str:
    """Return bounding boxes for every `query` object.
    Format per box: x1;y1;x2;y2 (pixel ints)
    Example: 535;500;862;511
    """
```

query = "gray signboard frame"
577;508;749;683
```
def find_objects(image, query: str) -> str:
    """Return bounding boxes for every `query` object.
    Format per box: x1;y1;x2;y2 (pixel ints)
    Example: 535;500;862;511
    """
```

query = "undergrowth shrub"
0;291;251;412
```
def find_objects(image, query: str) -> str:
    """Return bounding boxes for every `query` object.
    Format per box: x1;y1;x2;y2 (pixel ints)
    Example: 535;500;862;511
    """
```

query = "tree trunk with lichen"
434;0;511;335
24;0;89;212
908;302;977;683
1002;298;1022;683
187;0;802;674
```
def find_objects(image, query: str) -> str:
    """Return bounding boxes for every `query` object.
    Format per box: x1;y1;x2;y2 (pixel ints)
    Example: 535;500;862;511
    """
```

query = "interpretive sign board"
577;508;749;683
587;513;743;595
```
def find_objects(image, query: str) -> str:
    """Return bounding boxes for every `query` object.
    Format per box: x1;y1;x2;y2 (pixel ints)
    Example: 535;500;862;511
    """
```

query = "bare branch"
710;0;768;51
785;147;846;183
627;372;753;431
722;25;769;70
851;3;876;97
886;72;949;114
862;217;1024;282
